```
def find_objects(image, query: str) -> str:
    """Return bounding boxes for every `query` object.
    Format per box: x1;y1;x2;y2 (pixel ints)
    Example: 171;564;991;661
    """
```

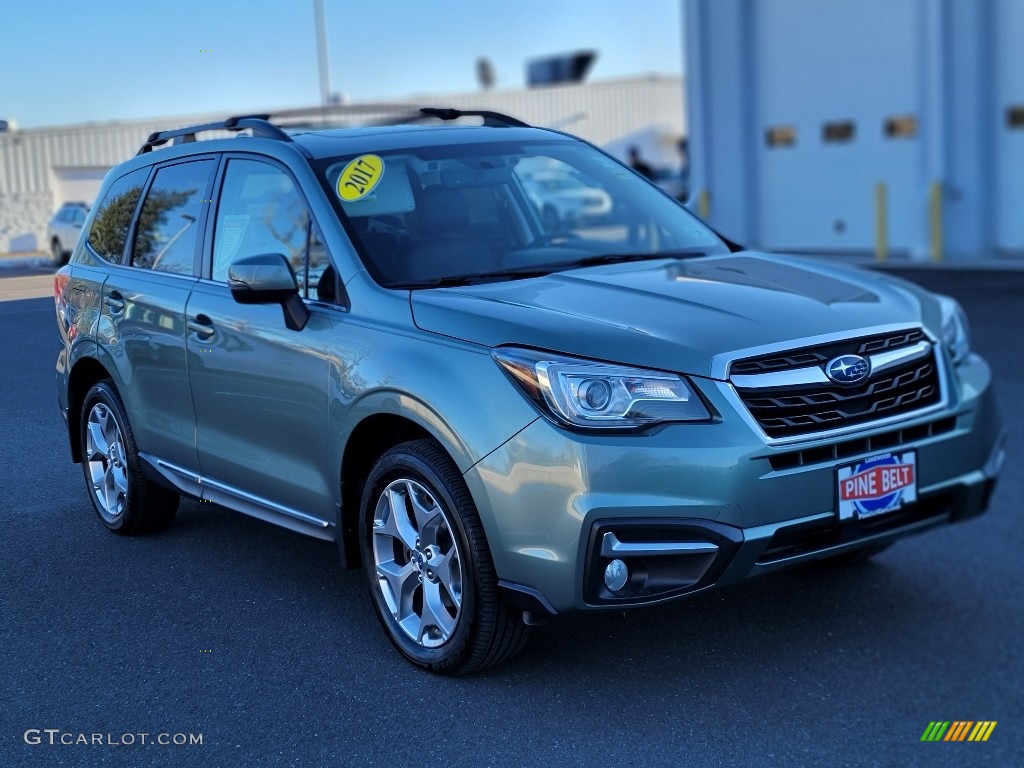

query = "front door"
185;157;341;525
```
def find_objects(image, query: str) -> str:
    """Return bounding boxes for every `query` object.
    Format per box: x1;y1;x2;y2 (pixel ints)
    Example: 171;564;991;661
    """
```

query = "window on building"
86;168;149;263
1008;105;1024;129
765;125;796;148
132;159;215;275
823;120;856;143
884;115;918;138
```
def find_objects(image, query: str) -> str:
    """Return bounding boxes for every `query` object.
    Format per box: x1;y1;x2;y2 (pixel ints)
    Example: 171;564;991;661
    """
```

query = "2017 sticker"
337;154;385;201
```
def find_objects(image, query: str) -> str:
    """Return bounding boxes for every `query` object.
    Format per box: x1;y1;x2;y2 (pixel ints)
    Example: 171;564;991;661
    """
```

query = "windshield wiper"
564;249;708;268
389;264;563;289
389;250;708;289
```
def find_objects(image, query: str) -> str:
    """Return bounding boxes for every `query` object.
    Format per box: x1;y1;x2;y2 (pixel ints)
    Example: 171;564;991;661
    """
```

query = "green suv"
54;111;1005;674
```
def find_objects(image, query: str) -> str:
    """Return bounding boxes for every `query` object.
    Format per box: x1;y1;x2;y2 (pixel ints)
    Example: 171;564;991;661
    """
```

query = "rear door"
97;156;217;477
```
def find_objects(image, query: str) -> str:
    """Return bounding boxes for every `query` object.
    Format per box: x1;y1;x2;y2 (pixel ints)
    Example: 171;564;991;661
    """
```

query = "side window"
86;168;149;262
212;159;330;300
306;222;334;302
132;159;215;275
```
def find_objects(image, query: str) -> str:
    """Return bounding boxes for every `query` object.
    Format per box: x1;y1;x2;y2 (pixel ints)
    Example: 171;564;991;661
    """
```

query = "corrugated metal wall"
0;122;160;194
0;75;682;196
437;75;686;146
0;76;684;251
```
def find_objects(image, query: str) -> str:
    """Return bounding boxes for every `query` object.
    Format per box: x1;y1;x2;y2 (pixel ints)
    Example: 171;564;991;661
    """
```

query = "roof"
290;123;573;158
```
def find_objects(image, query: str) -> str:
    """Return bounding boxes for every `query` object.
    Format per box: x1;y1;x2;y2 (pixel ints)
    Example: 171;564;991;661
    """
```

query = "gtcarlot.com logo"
24;729;203;747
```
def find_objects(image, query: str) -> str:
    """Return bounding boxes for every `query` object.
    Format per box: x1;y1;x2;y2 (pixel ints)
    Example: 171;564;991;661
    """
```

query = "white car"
47;202;89;265
520;171;612;229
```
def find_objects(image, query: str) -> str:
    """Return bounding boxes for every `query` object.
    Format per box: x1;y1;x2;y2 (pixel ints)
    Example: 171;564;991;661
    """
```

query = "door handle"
188;314;215;340
103;292;125;314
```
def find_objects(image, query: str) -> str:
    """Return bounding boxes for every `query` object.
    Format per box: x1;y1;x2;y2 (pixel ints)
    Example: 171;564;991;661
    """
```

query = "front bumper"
465;352;1004;616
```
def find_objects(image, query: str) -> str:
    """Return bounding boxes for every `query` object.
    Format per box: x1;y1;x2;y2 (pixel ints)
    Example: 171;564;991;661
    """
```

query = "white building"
0;75;684;253
685;0;1024;261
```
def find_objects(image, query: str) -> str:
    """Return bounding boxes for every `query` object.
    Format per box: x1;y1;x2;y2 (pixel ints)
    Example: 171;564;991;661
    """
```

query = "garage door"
52;166;110;209
995;0;1024;253
753;0;919;253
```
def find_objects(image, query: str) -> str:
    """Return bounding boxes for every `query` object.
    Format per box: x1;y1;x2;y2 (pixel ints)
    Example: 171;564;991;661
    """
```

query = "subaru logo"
825;354;870;385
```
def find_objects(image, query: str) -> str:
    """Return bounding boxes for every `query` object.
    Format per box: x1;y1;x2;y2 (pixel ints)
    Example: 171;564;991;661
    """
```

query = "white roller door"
753;0;919;253
994;0;1024;253
52;166;110;209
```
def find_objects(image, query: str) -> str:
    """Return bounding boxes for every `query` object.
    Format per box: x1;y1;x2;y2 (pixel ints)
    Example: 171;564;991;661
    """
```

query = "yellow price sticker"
337;154;385;201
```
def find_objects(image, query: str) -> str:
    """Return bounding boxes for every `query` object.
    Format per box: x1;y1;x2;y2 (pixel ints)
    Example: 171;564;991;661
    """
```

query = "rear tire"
359;439;529;674
80;381;178;535
51;238;66;266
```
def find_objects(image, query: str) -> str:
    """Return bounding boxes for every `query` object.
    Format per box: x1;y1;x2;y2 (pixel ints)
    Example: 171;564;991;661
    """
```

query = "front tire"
80;381;178;535
359;439;529;674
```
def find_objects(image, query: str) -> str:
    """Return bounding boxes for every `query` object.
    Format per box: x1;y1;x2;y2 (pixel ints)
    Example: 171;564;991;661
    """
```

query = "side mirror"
227;253;310;331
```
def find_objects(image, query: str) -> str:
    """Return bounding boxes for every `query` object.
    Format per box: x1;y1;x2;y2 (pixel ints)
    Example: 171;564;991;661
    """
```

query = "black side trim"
498;581;559;620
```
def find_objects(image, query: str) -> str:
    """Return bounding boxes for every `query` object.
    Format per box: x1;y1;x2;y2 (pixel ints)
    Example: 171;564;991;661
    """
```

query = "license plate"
836;451;917;521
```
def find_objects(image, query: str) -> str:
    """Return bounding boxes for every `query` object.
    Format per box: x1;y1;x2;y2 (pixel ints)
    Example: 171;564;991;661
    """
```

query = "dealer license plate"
836;451;917;521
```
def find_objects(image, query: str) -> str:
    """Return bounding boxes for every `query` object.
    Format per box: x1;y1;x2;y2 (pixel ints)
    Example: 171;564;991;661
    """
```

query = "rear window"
86;168;149;262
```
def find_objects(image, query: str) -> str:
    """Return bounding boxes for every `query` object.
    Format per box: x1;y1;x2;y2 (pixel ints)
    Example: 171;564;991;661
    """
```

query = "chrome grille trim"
719;327;950;445
869;340;931;374
733;339;933;390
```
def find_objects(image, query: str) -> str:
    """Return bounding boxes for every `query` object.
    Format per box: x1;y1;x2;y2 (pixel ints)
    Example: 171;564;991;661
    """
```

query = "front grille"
730;329;924;375
756;489;959;563
767;416;958;472
732;330;942;439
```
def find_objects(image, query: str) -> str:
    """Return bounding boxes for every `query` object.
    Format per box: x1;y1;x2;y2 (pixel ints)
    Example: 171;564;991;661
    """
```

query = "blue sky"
2;0;683;128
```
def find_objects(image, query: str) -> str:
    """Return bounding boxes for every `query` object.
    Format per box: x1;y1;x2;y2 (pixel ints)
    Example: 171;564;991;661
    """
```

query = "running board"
138;454;336;542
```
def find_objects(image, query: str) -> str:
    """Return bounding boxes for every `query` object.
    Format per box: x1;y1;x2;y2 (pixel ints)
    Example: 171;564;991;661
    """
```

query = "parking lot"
1;265;1021;767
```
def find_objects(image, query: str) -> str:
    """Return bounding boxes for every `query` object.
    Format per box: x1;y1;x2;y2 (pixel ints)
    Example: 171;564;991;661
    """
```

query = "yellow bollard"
875;182;888;262
930;181;943;263
697;188;710;220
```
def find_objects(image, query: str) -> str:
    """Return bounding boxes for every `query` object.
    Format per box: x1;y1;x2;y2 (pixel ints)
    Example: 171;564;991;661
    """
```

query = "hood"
410;252;934;379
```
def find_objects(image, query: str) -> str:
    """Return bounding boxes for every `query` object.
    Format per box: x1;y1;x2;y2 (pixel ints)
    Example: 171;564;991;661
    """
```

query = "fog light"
604;559;629;592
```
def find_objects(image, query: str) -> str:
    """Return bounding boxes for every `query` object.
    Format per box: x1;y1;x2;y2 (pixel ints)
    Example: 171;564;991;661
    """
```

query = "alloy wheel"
371;478;464;648
84;402;129;523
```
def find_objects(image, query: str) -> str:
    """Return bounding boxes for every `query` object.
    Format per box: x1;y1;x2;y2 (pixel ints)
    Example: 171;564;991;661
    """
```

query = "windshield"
314;139;728;287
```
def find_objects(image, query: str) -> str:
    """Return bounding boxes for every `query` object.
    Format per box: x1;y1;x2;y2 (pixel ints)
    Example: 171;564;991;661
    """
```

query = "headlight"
492;347;711;429
937;295;970;365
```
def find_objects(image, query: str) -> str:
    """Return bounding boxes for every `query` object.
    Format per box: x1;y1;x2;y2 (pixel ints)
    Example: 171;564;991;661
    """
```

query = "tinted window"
315;141;726;287
132;159;215;275
86;169;148;262
212;159;332;300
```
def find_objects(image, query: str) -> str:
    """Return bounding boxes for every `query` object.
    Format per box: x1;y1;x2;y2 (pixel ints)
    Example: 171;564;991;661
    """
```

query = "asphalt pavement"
1;267;1021;767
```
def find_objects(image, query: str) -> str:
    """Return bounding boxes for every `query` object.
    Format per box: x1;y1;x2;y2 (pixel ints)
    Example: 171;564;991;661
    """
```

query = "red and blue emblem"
837;451;917;520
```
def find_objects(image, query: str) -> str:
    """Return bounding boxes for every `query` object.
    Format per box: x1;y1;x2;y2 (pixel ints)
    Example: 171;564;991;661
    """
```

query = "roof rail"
137;114;292;155
418;107;530;127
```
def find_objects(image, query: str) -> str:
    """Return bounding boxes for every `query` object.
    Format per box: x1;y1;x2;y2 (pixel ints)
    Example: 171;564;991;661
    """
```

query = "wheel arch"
337;412;436;569
67;357;115;463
